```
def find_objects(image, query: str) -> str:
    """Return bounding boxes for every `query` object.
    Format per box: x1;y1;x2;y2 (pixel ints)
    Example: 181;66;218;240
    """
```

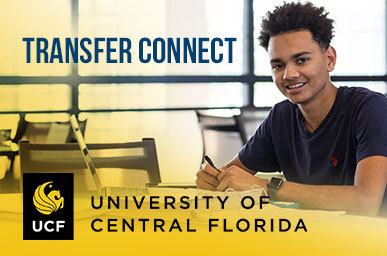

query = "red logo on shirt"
331;156;338;167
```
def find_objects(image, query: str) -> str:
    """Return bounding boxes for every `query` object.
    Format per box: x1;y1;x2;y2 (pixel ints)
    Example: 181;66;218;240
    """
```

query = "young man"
196;2;387;216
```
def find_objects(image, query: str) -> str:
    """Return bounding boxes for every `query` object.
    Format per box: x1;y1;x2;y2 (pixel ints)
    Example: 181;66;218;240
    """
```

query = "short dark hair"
258;1;334;51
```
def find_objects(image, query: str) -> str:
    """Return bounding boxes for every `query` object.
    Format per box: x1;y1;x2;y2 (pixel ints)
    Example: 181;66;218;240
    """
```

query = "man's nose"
282;64;300;80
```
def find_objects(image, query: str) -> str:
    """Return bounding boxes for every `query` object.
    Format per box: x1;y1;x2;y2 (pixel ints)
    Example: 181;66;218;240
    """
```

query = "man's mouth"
286;82;306;92
286;82;306;89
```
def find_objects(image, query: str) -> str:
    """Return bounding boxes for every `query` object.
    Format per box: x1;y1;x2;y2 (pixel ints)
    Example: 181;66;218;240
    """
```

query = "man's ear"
325;46;336;72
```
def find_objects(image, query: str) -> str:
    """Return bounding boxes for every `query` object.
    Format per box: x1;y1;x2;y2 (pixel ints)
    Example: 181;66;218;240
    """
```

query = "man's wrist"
267;177;284;200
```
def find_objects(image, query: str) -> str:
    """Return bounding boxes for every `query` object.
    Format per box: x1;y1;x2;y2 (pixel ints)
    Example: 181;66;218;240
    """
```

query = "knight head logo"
32;181;64;215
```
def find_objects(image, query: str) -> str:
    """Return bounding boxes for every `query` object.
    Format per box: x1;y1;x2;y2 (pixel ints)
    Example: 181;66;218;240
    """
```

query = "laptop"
69;115;153;196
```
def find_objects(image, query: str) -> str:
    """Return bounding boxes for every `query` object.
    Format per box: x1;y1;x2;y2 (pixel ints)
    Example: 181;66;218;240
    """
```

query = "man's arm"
223;154;256;175
217;155;387;216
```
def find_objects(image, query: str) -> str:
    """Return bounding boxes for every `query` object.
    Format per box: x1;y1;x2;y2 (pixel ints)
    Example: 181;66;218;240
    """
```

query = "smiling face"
268;30;336;105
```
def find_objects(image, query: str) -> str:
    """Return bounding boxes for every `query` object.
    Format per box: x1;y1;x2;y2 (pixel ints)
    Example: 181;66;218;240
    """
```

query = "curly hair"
258;1;334;51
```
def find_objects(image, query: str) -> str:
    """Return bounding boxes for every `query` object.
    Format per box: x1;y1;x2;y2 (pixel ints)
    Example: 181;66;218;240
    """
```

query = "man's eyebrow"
292;51;312;59
270;51;312;63
270;58;281;64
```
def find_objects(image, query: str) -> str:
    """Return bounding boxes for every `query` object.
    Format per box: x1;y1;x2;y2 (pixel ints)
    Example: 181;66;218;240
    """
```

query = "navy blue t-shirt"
239;86;387;215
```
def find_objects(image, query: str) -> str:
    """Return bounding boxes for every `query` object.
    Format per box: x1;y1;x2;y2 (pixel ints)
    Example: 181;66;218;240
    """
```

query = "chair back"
195;110;247;144
13;115;87;144
195;110;248;165
19;138;161;192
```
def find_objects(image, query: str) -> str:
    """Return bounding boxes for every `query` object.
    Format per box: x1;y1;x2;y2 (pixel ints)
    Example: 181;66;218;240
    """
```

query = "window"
0;0;71;76
0;0;385;113
79;83;246;110
253;0;386;106
253;0;386;76
78;0;244;76
0;84;70;111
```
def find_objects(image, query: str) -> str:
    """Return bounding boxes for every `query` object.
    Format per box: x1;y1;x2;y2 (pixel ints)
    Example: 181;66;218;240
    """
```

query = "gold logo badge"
32;181;64;215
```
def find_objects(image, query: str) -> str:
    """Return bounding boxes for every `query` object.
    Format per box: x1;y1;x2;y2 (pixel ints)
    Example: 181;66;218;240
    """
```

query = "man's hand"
196;163;222;191
216;165;268;192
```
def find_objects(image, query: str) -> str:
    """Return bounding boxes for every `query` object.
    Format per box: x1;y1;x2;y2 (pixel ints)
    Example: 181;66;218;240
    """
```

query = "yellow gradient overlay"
1;194;387;255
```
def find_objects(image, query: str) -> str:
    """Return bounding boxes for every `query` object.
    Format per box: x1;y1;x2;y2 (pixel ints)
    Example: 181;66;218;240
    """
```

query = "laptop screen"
70;115;103;195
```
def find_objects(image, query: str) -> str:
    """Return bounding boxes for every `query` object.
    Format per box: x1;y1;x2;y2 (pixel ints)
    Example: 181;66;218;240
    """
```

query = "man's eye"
297;58;309;64
272;64;282;70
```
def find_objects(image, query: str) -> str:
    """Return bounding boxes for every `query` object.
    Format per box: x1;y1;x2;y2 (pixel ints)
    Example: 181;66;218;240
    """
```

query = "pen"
204;155;220;172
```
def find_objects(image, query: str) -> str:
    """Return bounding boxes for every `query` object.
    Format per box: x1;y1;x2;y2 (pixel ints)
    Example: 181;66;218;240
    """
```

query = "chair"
0;115;87;192
195;110;248;165
11;114;27;144
19;138;161;192
239;108;267;139
13;115;87;144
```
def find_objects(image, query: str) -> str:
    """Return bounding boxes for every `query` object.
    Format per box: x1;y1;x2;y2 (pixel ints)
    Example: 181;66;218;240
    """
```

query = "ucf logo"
33;181;64;215
23;173;73;240
31;182;66;233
